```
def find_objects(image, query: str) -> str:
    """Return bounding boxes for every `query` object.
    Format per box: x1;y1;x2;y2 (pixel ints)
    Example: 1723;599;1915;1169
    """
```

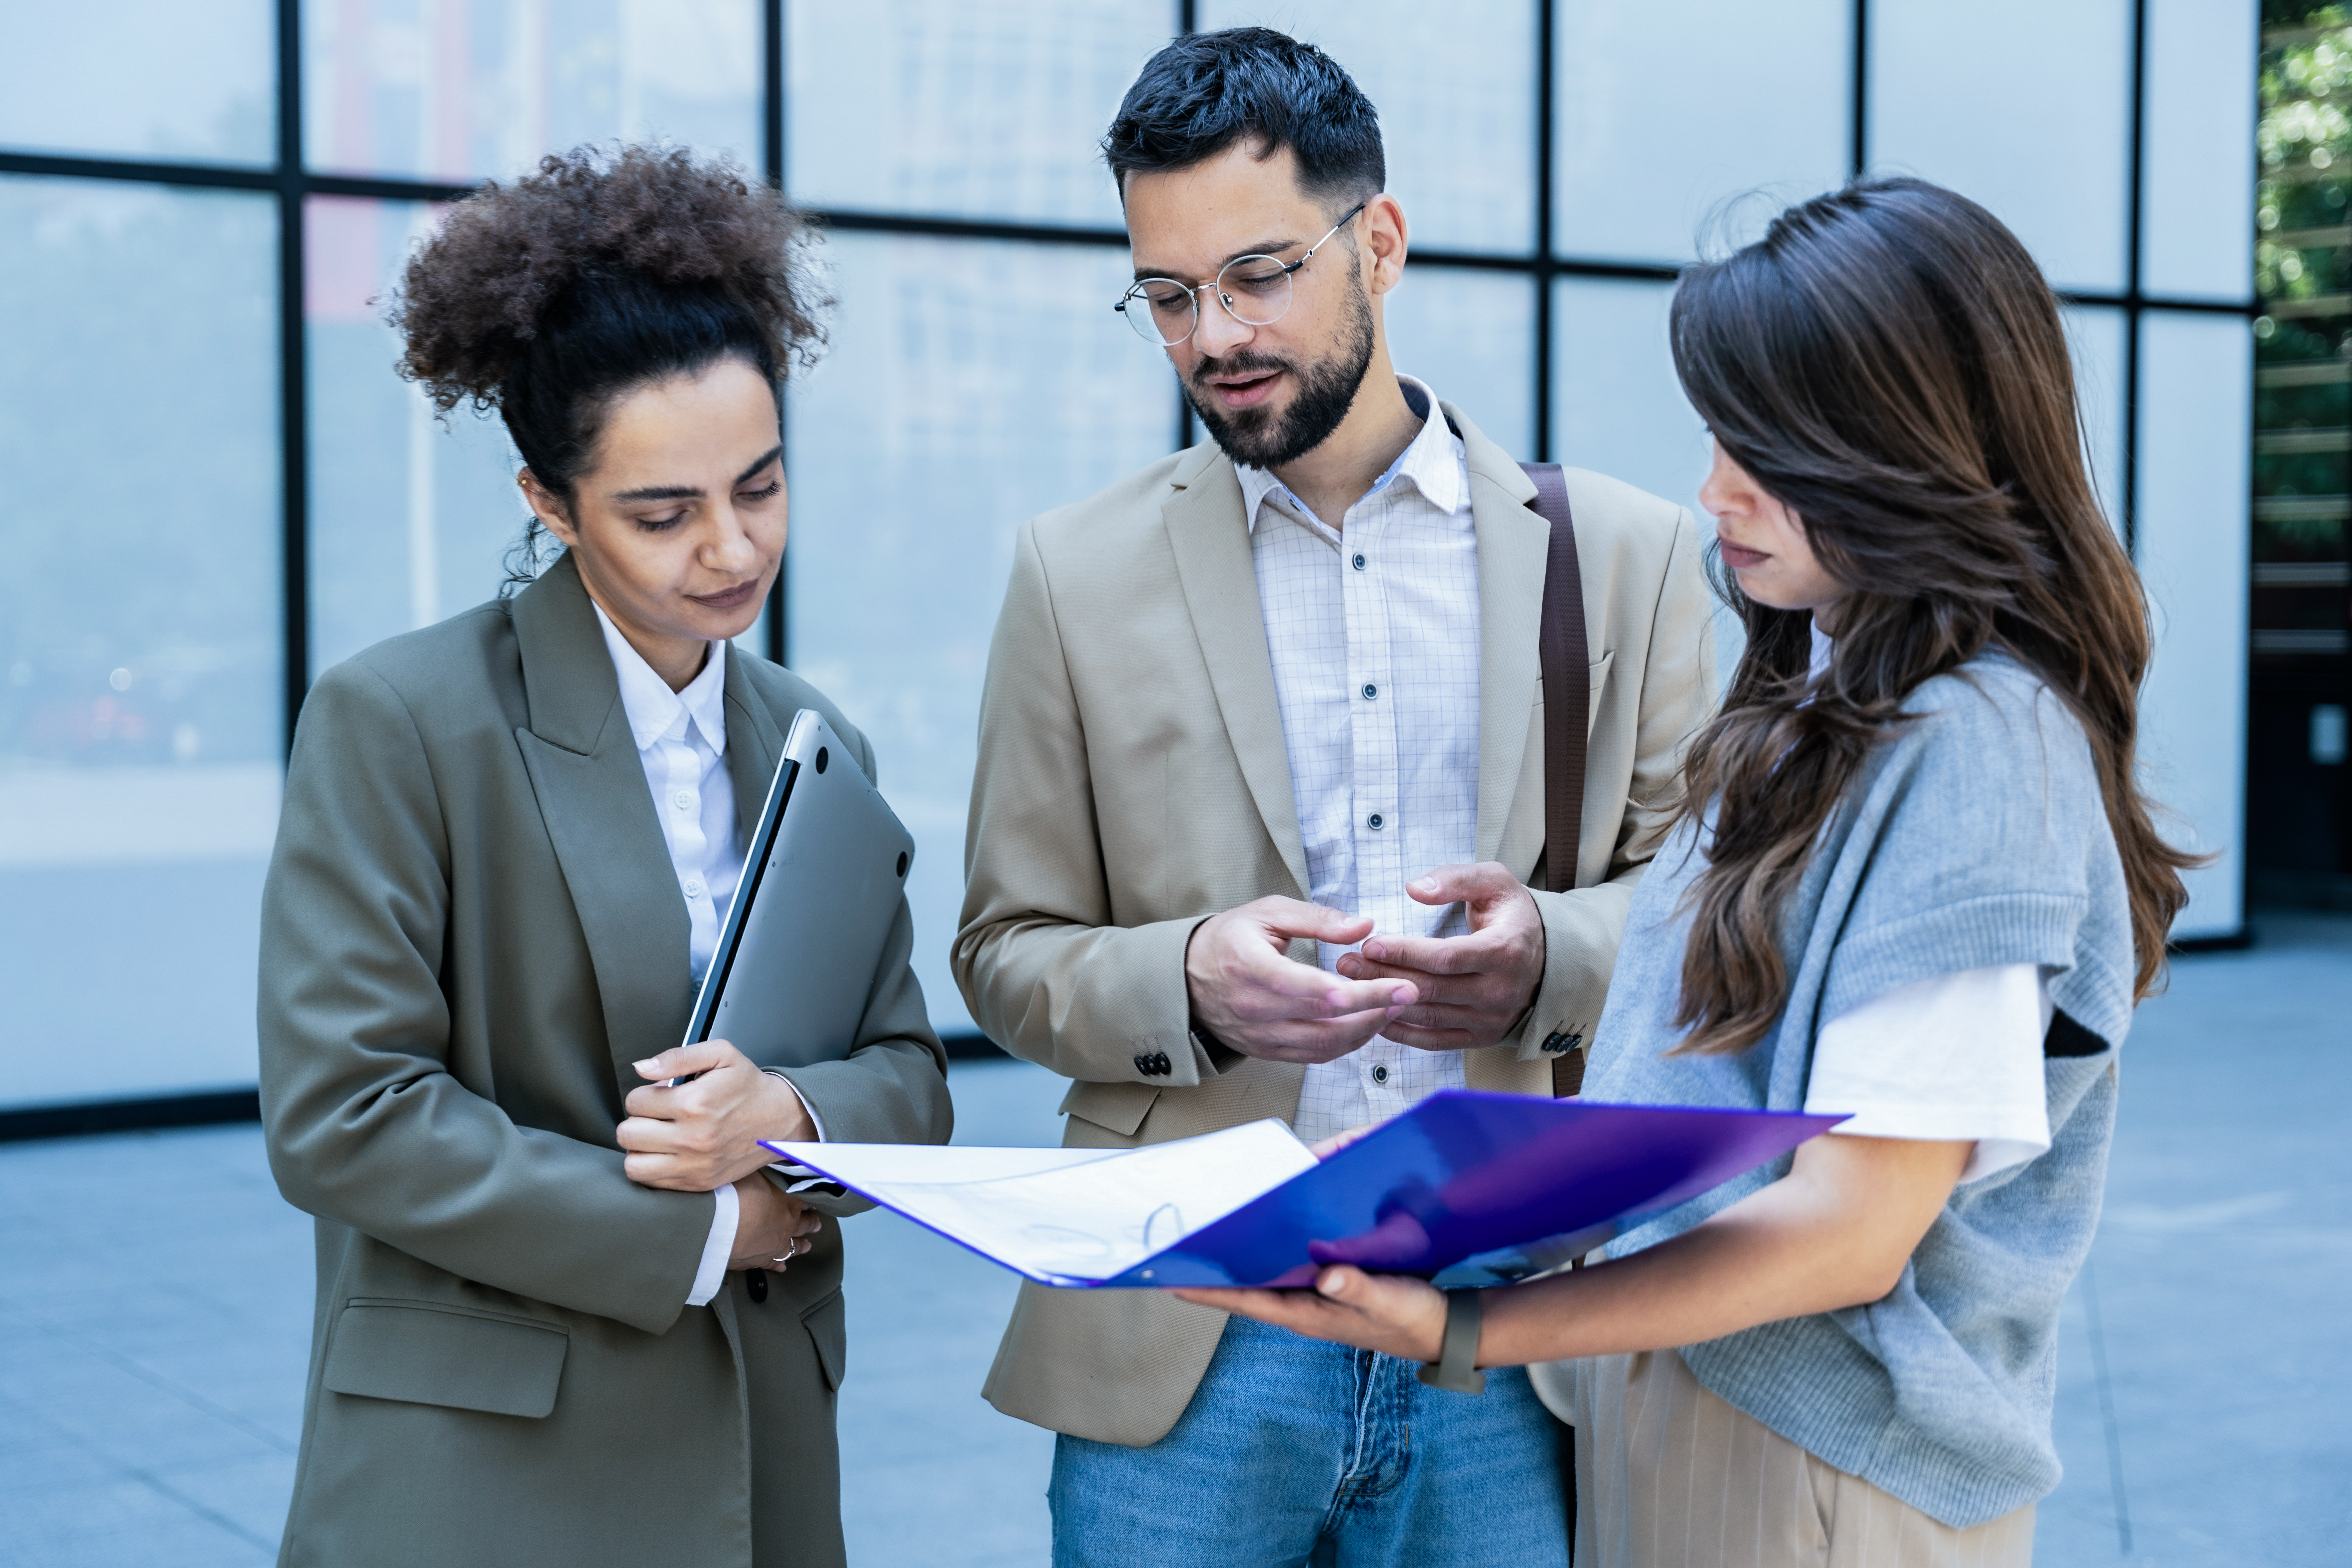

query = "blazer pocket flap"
1058;1079;1161;1137
1534;651;1614;740
800;1288;847;1392
324;1300;568;1419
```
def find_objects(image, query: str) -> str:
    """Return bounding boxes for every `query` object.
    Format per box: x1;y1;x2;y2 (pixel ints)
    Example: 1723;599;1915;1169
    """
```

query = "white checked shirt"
1236;378;1482;1146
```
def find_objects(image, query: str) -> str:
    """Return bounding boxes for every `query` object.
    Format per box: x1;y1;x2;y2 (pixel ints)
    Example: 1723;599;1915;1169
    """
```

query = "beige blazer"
258;553;952;1568
953;405;1717;1446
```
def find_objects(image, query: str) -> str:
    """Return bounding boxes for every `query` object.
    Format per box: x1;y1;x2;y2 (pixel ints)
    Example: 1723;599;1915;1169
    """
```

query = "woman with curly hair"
1179;177;2197;1566
258;146;951;1568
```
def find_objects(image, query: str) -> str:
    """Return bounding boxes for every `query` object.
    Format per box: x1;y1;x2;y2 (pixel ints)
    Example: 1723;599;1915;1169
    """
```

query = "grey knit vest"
1583;653;2136;1529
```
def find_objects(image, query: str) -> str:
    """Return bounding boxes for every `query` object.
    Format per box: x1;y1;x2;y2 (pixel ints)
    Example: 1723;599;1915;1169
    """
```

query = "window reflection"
789;0;1167;229
1383;268;1536;458
785;234;1173;1028
302;0;762;183
0;177;281;1104
307;197;531;676
0;0;274;167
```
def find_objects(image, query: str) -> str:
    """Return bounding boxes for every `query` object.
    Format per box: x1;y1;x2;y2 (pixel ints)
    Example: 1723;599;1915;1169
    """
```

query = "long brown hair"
1665;176;2195;1056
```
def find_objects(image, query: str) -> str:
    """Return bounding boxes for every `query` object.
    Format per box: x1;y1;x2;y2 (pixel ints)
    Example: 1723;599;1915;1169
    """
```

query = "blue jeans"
1049;1315;1570;1568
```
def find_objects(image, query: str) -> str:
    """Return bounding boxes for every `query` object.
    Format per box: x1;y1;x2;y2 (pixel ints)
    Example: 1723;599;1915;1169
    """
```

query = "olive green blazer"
259;552;951;1568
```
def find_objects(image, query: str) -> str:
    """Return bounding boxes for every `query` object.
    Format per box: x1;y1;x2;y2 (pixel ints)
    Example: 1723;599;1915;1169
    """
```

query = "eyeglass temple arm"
1291;199;1371;271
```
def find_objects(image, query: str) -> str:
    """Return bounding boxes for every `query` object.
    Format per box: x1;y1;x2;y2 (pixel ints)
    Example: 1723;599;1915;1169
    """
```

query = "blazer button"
1155;1052;1172;1075
1543;1031;1584;1054
1134;1053;1153;1075
745;1269;768;1304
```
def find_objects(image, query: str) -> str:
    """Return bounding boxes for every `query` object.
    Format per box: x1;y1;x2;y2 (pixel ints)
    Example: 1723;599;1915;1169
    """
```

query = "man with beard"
953;29;1713;1565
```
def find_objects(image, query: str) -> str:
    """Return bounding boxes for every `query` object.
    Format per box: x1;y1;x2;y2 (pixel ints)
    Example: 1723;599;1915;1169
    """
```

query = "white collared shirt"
1238;377;1481;1146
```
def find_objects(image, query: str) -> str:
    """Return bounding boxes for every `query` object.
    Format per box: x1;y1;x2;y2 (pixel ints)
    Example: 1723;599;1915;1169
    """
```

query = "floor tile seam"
122;1463;280;1555
0;1300;299;1456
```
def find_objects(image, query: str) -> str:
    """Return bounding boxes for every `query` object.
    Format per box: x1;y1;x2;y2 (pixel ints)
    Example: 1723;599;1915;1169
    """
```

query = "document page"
768;1119;1319;1285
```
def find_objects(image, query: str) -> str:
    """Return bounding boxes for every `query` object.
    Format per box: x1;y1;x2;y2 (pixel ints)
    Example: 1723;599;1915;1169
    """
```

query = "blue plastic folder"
764;1090;1842;1290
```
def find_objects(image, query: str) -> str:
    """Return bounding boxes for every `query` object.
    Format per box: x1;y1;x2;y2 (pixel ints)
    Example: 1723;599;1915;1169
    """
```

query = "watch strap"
1415;1289;1487;1395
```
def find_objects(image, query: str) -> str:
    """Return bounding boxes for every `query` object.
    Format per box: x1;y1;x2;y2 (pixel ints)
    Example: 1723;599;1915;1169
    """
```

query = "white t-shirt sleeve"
1804;963;2054;1185
686;1181;739;1307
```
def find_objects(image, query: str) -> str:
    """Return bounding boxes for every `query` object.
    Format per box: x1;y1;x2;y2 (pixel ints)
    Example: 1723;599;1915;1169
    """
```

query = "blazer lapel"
509;554;695;1094
1161;446;1312;901
721;649;786;849
1450;406;1549;865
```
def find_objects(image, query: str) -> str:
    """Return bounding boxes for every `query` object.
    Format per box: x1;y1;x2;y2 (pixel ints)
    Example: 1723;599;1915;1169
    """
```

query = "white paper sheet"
768;1118;1319;1285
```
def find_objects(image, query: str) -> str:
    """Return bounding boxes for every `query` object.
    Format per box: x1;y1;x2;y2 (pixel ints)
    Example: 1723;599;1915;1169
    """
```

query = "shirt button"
1371;1064;1390;1085
1351;552;1367;571
683;878;704;899
1361;683;1377;700
1368;813;1384;830
673;790;693;811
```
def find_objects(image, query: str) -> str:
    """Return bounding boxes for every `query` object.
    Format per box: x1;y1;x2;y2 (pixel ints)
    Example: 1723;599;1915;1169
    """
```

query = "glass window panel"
1551;276;1708;510
1196;2;1536;255
303;0;761;183
1869;0;2131;296
786;234;1175;1032
0;178;280;1108
2063;304;2129;538
787;1;1169;229
307;198;539;677
1551;275;1737;689
2144;0;2257;304
0;0;274;167
2134;311;2253;938
1382;267;1535;459
1554;0;1849;265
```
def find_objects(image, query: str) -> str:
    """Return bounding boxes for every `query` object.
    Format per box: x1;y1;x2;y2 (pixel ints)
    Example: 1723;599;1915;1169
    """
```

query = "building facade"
0;0;2260;1117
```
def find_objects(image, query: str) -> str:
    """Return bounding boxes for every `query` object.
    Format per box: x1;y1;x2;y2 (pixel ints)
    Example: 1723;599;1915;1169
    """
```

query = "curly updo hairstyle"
388;144;825;579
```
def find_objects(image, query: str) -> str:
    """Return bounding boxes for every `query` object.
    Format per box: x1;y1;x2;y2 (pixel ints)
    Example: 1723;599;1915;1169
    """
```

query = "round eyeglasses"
1115;201;1368;347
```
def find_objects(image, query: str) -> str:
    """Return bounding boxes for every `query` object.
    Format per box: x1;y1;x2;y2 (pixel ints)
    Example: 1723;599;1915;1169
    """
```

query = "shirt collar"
1234;376;1469;533
592;600;728;756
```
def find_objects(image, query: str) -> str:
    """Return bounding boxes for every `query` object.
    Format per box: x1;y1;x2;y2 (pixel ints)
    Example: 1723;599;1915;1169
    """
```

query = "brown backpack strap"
1520;462;1589;1097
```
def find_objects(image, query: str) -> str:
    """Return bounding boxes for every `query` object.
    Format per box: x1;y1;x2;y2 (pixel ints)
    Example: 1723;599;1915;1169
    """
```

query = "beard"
1183;268;1377;469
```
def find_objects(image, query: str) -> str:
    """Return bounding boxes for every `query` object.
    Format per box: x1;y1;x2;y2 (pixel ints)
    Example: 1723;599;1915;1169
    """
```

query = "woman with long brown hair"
1176;176;2197;1565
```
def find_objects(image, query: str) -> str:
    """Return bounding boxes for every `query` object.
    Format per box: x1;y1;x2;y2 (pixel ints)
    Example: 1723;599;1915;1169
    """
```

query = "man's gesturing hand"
1185;898;1417;1064
1334;863;1544;1051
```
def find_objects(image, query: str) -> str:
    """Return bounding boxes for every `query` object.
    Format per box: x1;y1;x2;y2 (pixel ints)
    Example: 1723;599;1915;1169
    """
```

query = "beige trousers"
1538;1349;2036;1568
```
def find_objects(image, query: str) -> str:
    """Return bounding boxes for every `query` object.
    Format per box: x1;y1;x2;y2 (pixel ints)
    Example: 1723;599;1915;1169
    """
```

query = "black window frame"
0;0;2260;765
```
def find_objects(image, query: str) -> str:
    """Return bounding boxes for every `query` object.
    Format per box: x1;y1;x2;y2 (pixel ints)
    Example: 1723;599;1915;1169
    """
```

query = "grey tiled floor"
2;915;2345;1566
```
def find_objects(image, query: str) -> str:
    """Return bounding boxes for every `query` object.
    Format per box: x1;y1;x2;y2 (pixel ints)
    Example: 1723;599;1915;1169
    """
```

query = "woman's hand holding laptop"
619;1039;816;1191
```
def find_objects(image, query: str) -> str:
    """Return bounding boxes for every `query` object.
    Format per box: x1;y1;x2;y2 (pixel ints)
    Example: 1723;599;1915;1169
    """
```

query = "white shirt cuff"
686;1180;738;1307
763;1069;835;1193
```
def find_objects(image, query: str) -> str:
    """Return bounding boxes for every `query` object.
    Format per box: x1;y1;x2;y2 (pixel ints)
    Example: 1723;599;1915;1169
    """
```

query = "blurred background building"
0;1;2289;1125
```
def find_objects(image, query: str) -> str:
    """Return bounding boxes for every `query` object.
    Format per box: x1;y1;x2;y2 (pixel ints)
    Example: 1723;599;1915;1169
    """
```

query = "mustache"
1189;350;1293;390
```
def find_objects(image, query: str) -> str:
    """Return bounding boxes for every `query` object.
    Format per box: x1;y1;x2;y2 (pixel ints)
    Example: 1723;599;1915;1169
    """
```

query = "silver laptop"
682;709;916;1067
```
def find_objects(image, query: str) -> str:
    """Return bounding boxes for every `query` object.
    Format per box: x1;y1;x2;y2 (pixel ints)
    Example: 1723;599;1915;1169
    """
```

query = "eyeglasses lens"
1120;257;1294;346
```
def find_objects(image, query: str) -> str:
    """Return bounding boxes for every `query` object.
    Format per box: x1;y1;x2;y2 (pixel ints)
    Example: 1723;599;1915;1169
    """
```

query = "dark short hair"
1103;28;1384;208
